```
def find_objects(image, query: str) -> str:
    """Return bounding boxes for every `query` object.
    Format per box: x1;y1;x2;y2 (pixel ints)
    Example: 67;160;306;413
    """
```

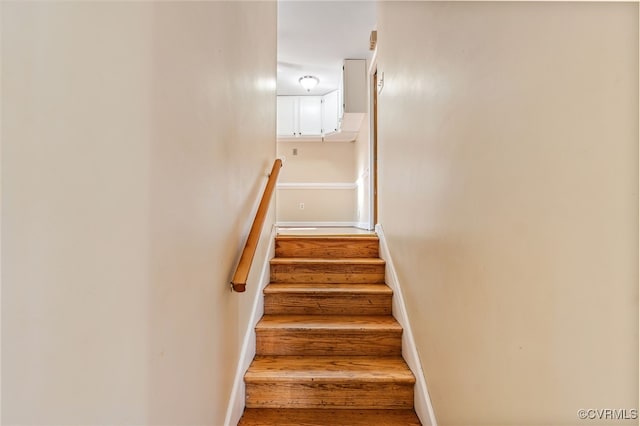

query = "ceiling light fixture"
299;75;319;92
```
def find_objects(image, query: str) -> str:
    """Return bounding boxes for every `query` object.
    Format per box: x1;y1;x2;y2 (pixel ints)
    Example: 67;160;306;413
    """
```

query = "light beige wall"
277;140;356;182
277;140;357;223
277;188;356;223
354;114;370;185
1;2;276;425
376;2;638;425
354;113;370;226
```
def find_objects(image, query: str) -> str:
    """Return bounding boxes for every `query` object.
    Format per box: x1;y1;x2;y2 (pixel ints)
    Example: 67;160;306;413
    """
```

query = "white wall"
1;2;276;424
376;2;638;425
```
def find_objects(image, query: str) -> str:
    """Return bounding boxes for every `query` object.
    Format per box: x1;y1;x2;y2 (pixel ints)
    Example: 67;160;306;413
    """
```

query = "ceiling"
277;1;377;96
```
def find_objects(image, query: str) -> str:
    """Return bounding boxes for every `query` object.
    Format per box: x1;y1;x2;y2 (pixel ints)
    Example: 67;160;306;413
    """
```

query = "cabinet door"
343;59;367;113
298;96;323;136
322;90;339;134
277;96;297;136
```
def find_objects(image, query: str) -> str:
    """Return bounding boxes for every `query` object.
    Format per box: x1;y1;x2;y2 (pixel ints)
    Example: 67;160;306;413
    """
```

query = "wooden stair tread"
275;236;380;258
264;282;392;294
245;356;415;383
256;315;402;330
263;283;392;316
239;408;421;425
270;257;386;284
271;257;385;265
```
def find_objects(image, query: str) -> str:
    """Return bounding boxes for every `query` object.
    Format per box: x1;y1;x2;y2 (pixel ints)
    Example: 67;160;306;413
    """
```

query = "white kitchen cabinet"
322;90;339;134
343;59;367;113
276;91;342;139
277;96;298;136
298;96;323;136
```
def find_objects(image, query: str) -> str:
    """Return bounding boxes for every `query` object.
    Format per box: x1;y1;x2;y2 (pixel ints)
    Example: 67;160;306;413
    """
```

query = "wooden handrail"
231;159;283;292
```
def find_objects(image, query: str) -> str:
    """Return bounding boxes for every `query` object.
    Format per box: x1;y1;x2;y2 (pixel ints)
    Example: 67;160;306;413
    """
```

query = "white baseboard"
355;221;372;230
277;182;357;190
376;224;438;426
224;225;276;426
276;221;359;228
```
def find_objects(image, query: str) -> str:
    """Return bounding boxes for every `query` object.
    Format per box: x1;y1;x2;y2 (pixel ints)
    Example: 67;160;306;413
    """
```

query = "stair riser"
270;264;385;284
256;330;401;356
275;239;379;259
264;294;392;315
246;382;414;409
239;409;422;426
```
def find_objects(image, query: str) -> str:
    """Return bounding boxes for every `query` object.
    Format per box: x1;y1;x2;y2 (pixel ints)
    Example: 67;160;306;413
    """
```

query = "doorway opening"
274;1;377;231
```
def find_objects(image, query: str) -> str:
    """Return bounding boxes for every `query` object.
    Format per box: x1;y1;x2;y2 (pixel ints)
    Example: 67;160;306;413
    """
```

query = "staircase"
238;234;421;425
